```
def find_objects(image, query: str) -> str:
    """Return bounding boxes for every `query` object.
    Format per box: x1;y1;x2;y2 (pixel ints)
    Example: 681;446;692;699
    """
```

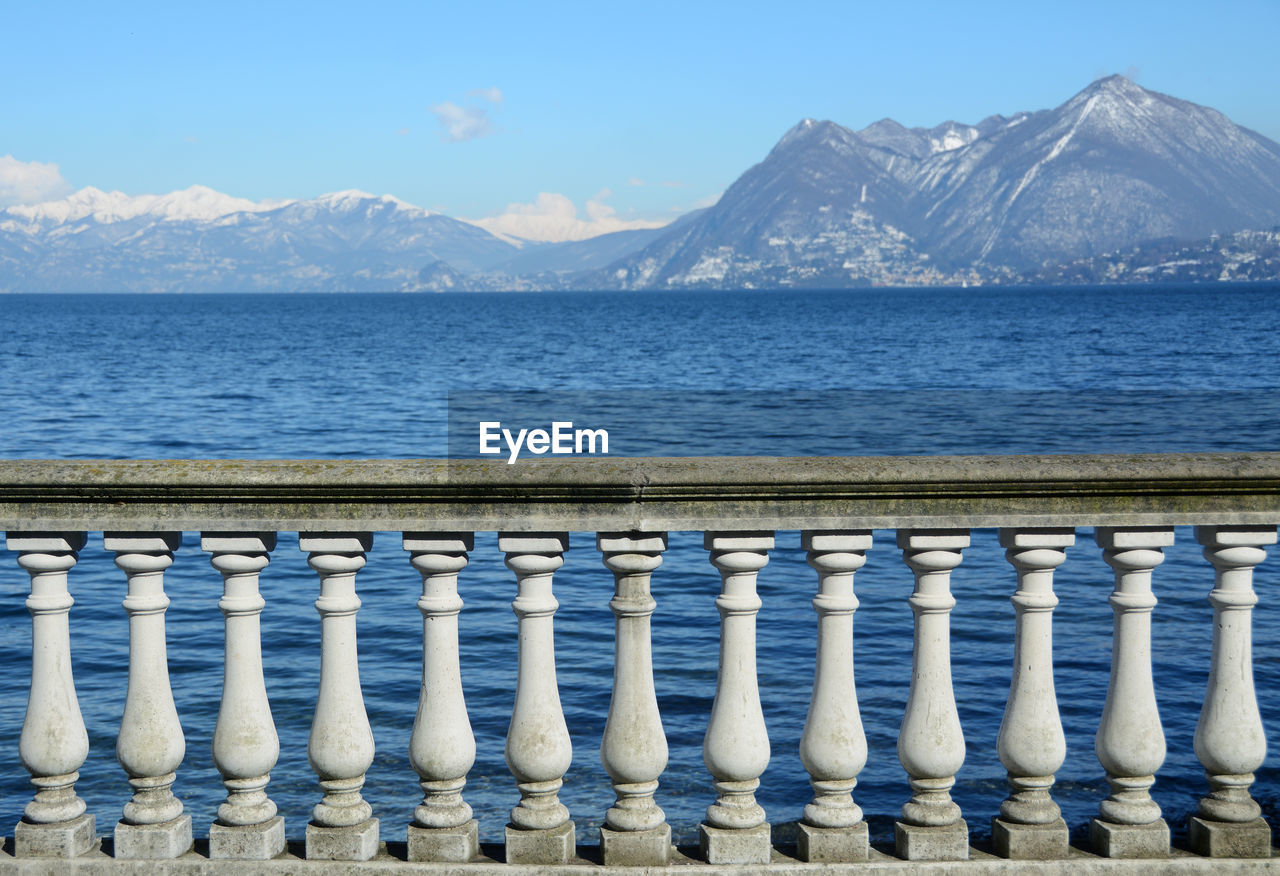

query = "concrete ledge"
305;818;379;862
1090;817;1170;858
600;824;671;866
993;817;1070;859
895;820;970;861
3;840;1280;872
209;816;286;860
504;822;575;865
114;815;192;860
699;822;771;864
1;453;1279;532
407;820;479;863
1189;815;1272;858
797;821;869;862
12;814;96;858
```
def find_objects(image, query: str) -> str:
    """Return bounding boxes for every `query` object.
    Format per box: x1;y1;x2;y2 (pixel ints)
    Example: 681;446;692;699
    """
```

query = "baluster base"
894;819;969;861
305;817;379;861
14;814;96;858
601;823;671;866
505;820;575;864
1089;817;1169;858
699;822;771;864
992;816;1068;859
209;815;285;860
408;819;479;863
114;814;193;859
1189;815;1272;858
797;821;869;862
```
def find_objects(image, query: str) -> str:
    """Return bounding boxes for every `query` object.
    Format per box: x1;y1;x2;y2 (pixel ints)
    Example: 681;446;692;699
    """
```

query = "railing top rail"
1;453;1279;532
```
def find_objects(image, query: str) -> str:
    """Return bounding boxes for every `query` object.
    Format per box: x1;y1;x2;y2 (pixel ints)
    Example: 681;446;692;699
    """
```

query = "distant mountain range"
2;75;1278;292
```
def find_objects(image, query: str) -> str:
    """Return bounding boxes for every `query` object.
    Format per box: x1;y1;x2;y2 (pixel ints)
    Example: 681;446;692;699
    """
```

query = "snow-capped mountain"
0;184;282;227
2;76;1277;292
585;76;1280;288
0;187;518;292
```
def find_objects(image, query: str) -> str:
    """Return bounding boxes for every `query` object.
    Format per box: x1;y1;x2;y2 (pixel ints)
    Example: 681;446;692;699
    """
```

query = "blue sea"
1;284;1279;849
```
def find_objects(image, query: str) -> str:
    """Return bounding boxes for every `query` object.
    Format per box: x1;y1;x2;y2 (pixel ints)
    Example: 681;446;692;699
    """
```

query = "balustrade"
1;454;1278;867
107;532;190;859
204;532;284;859
301;532;378;861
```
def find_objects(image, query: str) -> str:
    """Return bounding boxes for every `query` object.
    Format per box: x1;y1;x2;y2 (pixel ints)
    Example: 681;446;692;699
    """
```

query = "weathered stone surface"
504;821;574;864
992;816;1069;859
3;453;1279;533
600;824;671;866
407;819;478;863
1090;816;1170;858
699;822;772;864
208;816;285;860
305;818;378;861
114;815;192;859
13;813;95;858
1189;815;1272;858
796;821;868;862
894;819;970;861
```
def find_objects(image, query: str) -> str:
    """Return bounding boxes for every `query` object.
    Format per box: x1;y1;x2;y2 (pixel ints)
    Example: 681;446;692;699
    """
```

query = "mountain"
916;75;1280;268
3;76;1278;292
585;76;1280;288
0;187;519;292
491;208;709;276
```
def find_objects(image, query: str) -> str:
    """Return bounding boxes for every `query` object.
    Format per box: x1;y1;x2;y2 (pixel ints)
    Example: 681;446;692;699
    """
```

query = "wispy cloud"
431;87;504;143
468;189;669;242
627;177;645;187
431;101;493;143
0;155;72;207
467;86;503;105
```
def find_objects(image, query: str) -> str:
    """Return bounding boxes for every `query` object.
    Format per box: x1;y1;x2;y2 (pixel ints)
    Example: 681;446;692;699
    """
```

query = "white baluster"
1091;526;1173;858
501;532;575;864
700;531;773;865
796;530;871;863
106;532;191;859
300;532;378;861
403;532;478;863
203;532;284;860
993;527;1073;859
896;529;970;861
8;532;95;858
598;532;671;866
1188;524;1276;858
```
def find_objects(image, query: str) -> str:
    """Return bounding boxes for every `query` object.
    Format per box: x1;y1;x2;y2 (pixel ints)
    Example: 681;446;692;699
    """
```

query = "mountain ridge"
2;76;1278;292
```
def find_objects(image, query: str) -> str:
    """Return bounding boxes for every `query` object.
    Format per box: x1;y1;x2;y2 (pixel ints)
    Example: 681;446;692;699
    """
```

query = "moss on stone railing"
0;452;1278;532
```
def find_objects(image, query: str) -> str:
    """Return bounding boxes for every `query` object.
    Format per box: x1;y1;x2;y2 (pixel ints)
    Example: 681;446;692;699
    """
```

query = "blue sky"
3;0;1278;239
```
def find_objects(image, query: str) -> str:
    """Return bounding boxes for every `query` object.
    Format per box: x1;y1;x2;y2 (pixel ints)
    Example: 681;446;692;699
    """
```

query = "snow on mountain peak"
312;190;425;214
1081;74;1154;110
4;184;288;226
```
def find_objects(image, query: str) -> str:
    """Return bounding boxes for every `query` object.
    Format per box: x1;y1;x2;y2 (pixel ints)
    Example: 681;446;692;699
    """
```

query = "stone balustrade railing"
2;454;1279;869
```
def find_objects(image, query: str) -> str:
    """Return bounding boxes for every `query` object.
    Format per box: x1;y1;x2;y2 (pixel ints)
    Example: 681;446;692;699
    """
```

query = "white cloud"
627;177;645;187
431;87;504;143
467;86;503;104
468;190;670;243
431;101;493;143
0;155;72;207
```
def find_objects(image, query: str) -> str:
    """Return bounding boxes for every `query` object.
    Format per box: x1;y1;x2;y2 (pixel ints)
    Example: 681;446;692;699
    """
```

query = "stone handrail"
1;453;1279;530
2;454;1279;869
